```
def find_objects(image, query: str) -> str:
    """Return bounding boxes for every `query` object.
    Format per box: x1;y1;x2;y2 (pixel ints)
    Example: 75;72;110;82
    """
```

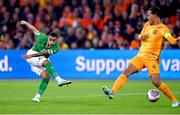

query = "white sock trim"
55;76;63;82
35;93;41;98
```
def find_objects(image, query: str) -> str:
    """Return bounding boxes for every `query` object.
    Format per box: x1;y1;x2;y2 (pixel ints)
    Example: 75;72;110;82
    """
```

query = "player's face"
48;36;57;46
147;10;155;24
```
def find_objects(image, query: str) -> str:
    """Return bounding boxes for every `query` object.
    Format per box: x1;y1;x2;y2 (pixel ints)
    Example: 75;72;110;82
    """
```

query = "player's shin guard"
37;78;50;95
112;74;127;94
158;82;177;102
45;62;58;79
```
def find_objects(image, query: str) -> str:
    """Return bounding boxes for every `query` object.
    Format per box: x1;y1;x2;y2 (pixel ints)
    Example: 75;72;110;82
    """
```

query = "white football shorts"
26;49;48;76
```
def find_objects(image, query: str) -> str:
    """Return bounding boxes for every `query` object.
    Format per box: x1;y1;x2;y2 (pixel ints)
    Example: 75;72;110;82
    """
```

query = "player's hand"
22;54;32;59
20;20;27;25
138;34;149;41
177;36;180;47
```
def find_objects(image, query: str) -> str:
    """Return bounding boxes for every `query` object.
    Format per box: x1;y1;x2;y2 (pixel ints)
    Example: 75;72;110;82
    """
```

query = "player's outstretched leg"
43;60;71;87
112;74;127;94
102;64;137;99
102;74;127;99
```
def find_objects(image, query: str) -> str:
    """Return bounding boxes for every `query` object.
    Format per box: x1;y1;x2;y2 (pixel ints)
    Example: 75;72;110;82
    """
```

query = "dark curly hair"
149;7;162;18
49;32;58;38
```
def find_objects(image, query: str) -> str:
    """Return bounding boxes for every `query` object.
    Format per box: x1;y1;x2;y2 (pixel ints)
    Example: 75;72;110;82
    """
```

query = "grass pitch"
0;80;180;114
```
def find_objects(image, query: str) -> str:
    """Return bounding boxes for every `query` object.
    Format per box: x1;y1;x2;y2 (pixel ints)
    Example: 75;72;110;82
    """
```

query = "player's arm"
137;22;149;41
137;33;149;41
23;45;59;59
164;32;180;46
177;37;180;47
22;50;49;59
20;20;39;34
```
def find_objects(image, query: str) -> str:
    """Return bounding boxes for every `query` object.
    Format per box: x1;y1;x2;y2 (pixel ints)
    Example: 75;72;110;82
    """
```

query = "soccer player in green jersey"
20;20;71;102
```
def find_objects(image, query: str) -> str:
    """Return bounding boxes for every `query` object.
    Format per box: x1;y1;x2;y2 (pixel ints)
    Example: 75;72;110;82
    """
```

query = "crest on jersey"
153;30;157;34
152;64;156;69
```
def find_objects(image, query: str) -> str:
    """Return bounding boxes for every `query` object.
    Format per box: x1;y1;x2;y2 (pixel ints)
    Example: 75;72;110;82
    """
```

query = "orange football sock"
158;82;177;102
112;74;127;94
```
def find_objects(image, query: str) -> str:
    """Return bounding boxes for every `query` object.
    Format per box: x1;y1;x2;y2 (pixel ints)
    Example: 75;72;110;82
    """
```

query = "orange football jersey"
137;22;176;59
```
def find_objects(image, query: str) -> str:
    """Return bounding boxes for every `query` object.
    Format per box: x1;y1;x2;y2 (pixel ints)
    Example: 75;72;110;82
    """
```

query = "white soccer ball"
147;89;160;102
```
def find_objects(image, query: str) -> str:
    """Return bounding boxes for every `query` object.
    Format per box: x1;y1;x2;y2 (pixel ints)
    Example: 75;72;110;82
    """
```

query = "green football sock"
37;78;50;95
45;62;58;79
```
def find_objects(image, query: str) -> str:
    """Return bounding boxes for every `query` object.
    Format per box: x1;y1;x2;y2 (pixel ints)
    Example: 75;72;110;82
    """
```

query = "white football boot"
172;102;180;107
102;86;114;99
58;79;72;87
55;76;72;87
32;93;40;102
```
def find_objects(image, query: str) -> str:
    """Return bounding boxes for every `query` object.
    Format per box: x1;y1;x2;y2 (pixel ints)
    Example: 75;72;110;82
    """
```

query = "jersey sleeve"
163;27;177;45
139;22;148;36
47;43;60;55
138;22;148;39
35;32;48;42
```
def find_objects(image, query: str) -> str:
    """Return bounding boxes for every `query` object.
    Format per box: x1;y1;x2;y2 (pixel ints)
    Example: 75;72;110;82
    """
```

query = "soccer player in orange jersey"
102;7;180;107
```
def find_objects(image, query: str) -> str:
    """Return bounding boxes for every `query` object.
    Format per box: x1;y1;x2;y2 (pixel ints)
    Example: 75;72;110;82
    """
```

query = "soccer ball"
147;89;160;102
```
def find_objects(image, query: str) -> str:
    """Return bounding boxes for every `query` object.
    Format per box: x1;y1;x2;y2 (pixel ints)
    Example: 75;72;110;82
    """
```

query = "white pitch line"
1;92;180;101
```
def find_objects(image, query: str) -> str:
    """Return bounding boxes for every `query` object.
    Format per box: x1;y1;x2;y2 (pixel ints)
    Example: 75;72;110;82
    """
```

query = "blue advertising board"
0;50;180;80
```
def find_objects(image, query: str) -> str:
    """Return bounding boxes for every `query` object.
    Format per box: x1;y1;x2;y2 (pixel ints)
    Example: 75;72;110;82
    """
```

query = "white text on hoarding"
76;56;180;75
0;55;13;72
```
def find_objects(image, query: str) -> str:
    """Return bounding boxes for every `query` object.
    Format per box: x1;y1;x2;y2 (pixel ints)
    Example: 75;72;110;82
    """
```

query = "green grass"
0;80;180;114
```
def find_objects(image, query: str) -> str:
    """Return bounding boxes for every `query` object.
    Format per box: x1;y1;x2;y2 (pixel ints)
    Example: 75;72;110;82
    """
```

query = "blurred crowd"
0;0;180;50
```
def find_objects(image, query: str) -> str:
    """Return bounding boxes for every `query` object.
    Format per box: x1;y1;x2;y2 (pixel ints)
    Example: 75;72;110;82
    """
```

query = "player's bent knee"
44;74;50;78
123;70;135;77
123;64;138;76
152;80;161;87
40;70;50;78
150;73;161;87
123;70;131;77
42;60;50;67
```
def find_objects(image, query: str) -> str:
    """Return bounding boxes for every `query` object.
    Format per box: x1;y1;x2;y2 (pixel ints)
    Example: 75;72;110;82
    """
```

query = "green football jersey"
32;32;60;58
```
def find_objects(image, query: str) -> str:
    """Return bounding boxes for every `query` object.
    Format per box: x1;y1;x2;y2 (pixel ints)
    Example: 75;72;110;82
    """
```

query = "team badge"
153;30;157;34
152;64;156;69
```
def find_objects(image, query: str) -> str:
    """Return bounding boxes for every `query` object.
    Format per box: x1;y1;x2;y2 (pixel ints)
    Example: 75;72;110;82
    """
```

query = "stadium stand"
0;0;179;49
